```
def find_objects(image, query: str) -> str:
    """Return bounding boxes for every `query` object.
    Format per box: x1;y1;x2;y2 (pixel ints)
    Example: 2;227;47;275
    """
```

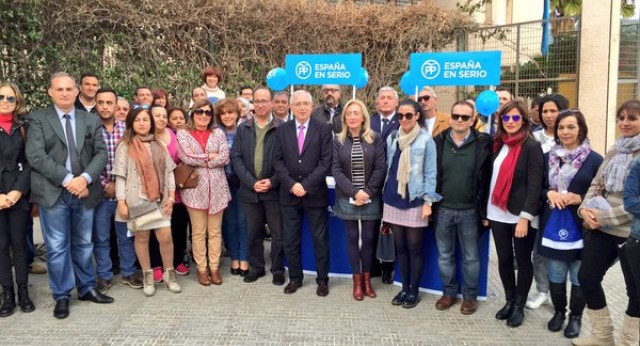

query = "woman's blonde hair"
338;99;374;144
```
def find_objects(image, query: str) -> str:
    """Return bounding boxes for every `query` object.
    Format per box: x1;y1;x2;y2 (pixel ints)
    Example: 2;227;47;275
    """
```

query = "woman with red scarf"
487;100;544;328
0;82;34;316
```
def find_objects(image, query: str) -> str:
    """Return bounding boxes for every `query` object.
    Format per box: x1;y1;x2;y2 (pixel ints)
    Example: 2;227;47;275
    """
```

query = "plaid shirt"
100;120;126;201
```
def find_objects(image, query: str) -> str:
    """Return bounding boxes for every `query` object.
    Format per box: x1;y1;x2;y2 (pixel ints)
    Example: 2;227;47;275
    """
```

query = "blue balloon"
399;71;420;96
475;90;500;116
354;68;369;89
266;67;288;91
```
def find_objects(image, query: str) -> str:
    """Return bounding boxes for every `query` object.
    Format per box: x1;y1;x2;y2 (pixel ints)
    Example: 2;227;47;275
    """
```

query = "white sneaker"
526;291;549;309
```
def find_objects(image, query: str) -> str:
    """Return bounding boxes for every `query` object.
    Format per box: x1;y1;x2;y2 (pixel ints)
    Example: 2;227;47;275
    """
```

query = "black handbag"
376;222;395;262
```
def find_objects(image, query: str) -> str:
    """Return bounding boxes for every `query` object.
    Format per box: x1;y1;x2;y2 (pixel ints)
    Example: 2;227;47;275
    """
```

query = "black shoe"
78;288;114;304
243;270;266;283
239;269;249;277
391;291;408;306
564;314;582;338
547;311;566;332
402;293;421;309
230;268;241;276
495;301;514;320
17;284;35;313
507;306;525;327
381;271;393;285
272;272;285;286
53;298;70;319
0;287;16;317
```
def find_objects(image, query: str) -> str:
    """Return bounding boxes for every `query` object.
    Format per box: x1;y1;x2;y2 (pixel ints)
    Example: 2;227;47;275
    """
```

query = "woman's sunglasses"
396;112;415;121
0;95;17;103
194;109;213;117
501;114;522;123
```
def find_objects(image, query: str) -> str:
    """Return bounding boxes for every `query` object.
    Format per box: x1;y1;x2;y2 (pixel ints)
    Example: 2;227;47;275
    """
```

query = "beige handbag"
128;207;165;232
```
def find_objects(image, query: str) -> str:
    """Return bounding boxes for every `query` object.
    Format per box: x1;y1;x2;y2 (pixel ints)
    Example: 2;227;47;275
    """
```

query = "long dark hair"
121;108;156;145
538;94;569;130
494;100;531;150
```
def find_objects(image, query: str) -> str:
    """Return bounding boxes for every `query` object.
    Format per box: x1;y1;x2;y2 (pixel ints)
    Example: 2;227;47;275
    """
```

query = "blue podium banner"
285;53;362;85
409;51;502;86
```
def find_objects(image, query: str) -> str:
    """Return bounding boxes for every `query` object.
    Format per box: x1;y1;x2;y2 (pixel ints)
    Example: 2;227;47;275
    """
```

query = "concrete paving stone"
1;220;630;345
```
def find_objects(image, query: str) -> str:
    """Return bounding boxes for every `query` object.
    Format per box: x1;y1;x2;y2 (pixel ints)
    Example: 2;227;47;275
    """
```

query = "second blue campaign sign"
409;51;502;86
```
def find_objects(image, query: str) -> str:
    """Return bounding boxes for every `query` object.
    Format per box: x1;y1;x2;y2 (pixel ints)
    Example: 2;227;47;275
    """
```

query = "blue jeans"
435;207;480;300
39;191;96;300
548;259;581;286
92;200;114;280
222;188;249;261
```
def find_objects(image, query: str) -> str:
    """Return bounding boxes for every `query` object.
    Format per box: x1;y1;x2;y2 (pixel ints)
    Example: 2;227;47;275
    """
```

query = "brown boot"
210;270;222;285
352;274;364;301
362;272;376;298
197;271;211;286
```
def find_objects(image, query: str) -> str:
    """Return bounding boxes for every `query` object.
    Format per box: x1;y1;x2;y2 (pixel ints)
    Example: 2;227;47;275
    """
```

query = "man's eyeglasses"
0;95;17;103
193;109;213;117
396;112;415;121
501;114;522;123
417;95;431;103
322;88;340;94
451;114;472;122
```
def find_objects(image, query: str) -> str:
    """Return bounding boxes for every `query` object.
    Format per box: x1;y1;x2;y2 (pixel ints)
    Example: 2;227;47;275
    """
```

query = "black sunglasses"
501;114;522;123
396;112;415;121
0;95;17;103
194;109;213;117
451;113;472;122
417;95;431;102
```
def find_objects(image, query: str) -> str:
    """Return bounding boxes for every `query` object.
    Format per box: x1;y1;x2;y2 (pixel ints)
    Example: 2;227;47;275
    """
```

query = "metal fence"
434;17;581;110
618;20;640;107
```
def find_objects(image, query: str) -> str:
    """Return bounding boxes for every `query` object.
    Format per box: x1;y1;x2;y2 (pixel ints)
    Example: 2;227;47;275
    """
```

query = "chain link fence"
618;20;640;107
431;17;580;113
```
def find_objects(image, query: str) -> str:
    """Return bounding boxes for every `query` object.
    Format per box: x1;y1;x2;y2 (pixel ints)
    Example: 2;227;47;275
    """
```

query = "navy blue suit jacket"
273;117;333;207
370;112;399;142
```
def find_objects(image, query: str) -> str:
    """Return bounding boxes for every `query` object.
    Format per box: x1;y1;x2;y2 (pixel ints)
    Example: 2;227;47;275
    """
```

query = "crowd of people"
0;66;639;345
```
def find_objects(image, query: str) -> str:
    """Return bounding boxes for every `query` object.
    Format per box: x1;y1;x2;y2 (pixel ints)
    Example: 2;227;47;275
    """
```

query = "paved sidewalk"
3;220;629;346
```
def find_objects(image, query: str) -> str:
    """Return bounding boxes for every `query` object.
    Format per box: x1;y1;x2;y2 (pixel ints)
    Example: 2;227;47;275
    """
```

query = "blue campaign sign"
409;51;502;86
285;53;362;85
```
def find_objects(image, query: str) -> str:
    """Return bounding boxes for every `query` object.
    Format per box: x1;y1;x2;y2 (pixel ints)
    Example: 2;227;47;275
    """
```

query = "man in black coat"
274;90;333;296
311;84;342;134
231;87;286;285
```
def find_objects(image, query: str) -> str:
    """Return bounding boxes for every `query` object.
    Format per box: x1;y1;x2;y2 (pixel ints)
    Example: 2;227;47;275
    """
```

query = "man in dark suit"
274;90;332;296
311;84;342;134
370;86;400;142
26;72;112;319
369;86;399;284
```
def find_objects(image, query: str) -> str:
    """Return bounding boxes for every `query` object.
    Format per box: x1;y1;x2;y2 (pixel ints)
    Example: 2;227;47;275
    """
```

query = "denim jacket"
385;128;441;204
623;157;640;240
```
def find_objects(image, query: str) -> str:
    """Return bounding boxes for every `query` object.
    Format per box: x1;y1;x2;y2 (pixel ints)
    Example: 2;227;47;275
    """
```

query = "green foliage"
0;0;478;111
